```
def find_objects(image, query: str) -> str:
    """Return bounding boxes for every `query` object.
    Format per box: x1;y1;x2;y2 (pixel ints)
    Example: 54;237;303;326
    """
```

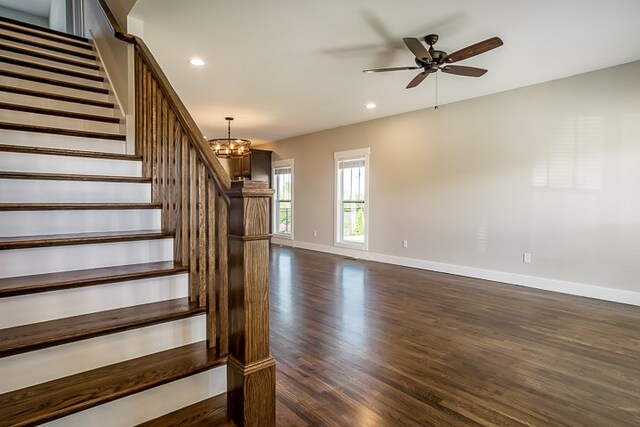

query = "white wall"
82;0;134;153
83;0;130;112
263;61;640;305
0;6;48;26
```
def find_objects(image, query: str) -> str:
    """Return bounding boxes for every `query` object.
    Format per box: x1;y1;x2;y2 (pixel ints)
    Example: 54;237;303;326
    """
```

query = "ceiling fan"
363;34;503;89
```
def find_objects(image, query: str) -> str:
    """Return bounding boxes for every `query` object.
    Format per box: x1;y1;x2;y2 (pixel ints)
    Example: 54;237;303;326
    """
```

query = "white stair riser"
42;367;226;427
0;151;139;176
0;38;98;67
1;49;102;76
0;274;188;328
0;315;204;393
1;62;106;90
0;75;111;101
0;179;150;203
0;209;160;236
0;27;94;56
0;90;118;116
1;109;123;134
0;238;174;277
0;129;126;153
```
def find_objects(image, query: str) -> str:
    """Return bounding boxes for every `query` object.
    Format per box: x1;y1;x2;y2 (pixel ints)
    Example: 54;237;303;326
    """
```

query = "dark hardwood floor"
269;246;640;426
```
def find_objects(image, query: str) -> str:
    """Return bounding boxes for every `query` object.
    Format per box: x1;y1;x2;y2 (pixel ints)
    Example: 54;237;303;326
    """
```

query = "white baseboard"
271;238;640;307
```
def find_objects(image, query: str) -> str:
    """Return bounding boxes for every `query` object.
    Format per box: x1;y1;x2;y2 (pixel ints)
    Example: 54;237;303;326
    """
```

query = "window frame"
272;158;294;240
334;148;370;251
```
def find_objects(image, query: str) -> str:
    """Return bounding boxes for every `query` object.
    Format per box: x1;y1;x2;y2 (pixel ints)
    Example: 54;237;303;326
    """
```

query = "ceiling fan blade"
445;37;503;63
402;37;432;62
406;71;429;89
441;65;488;77
363;66;421;73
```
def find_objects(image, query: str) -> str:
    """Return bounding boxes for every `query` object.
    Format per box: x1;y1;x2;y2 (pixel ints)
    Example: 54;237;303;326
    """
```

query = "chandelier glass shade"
208;117;251;159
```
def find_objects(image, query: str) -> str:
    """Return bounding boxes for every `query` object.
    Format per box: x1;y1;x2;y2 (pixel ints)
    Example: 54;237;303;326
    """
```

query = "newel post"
226;180;276;426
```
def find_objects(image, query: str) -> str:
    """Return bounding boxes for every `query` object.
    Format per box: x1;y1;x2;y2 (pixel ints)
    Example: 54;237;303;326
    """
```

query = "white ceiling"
130;0;640;145
0;0;51;17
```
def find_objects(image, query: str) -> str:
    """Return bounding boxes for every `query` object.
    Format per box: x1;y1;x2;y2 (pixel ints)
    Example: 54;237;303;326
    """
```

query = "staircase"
0;16;235;426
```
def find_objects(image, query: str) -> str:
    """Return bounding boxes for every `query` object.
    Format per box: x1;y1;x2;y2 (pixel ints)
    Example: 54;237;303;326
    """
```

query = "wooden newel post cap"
226;180;274;198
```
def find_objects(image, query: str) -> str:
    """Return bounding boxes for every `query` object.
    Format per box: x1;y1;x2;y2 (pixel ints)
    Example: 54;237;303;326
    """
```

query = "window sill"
273;233;293;240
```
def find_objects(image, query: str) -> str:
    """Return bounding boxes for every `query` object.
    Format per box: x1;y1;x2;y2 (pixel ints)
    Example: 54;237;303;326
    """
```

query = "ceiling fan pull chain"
435;72;439;110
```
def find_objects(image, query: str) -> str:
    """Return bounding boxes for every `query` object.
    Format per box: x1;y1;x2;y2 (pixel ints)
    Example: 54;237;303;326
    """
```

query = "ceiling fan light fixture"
208;117;251;159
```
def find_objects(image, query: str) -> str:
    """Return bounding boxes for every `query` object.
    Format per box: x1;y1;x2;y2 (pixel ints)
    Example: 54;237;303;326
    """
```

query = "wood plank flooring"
269;246;640;426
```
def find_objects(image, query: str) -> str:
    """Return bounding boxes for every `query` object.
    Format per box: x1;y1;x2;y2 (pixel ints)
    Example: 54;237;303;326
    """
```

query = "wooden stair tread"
0;33;96;61
136;394;235;427
0;55;104;82
0;43;100;70
0;15;90;44
0;101;120;123
0;202;159;211
0;171;148;183
0;342;224;426
0;298;204;357
0;85;114;108
0;122;124;140
0;24;92;51
0;69;108;94
0;143;138;160
0;260;185;297
0;101;119;123
0;229;171;250
0;122;127;141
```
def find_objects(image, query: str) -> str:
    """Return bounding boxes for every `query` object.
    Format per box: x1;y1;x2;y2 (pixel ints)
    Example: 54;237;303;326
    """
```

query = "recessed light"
365;102;376;109
188;57;205;66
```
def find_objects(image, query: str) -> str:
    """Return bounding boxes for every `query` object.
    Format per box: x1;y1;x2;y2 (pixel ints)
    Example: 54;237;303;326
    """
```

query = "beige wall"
104;0;137;30
263;61;640;301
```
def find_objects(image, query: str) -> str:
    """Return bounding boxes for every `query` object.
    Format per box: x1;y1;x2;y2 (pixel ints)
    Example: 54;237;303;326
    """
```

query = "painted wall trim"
88;29;126;112
270;237;640;307
87;28;134;153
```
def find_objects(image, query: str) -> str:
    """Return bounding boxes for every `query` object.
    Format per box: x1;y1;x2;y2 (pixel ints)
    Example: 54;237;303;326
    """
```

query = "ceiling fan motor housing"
430;50;447;64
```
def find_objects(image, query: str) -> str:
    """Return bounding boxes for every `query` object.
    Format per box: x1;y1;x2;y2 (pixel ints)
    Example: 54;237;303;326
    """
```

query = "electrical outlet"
523;252;532;264
402;240;408;248
313;231;317;237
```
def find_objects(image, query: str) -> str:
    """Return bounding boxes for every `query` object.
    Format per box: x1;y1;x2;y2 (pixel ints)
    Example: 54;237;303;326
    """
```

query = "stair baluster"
125;9;276;423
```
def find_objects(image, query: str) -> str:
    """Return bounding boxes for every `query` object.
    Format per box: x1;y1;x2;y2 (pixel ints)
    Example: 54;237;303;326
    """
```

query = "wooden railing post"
99;1;276;422
226;180;275;427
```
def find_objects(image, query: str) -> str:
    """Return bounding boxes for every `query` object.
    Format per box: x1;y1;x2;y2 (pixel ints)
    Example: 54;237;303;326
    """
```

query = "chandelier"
208;117;251;158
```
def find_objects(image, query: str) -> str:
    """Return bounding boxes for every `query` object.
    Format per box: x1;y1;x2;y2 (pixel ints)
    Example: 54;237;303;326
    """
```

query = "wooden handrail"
94;0;231;191
95;1;276;424
95;0;134;43
132;38;231;191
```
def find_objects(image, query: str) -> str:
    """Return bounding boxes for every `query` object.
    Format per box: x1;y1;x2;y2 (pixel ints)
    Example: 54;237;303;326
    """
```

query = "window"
272;159;293;238
335;148;369;250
